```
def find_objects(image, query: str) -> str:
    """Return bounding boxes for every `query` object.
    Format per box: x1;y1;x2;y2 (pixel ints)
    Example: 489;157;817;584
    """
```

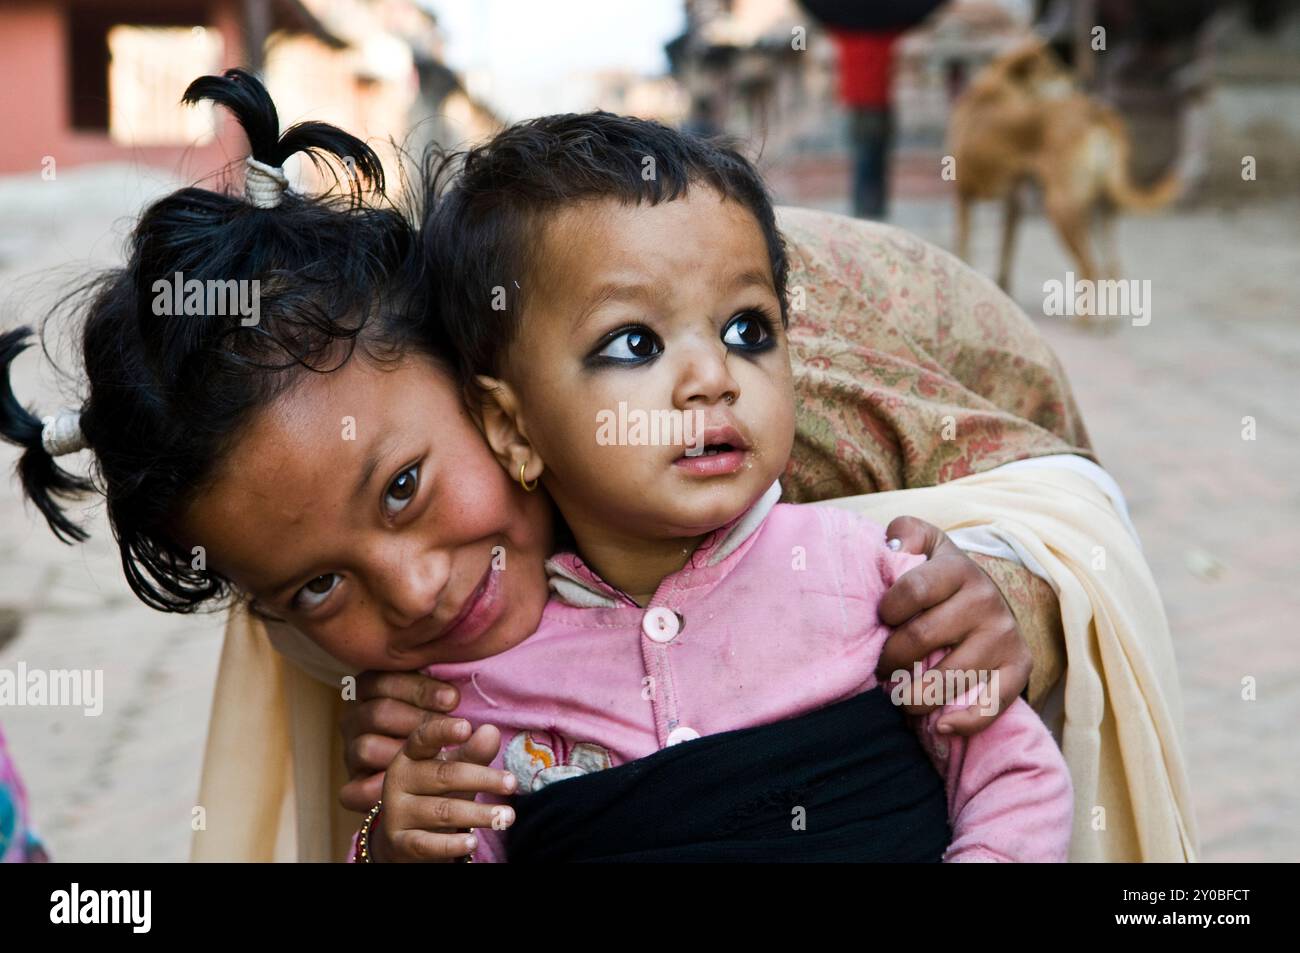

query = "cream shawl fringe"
190;466;1198;862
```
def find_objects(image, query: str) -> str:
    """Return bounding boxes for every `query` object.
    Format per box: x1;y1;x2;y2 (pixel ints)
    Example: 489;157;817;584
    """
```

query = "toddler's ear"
469;375;544;481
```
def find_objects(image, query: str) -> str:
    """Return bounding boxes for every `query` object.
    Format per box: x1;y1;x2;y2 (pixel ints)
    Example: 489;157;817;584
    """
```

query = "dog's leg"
1047;197;1099;286
955;194;972;266
1096;204;1121;279
997;188;1021;294
1048;200;1108;326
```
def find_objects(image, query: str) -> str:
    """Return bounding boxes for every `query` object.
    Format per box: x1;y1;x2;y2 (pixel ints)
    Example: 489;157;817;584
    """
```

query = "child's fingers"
934;704;999;737
445;724;502;768
882;599;1016;712
345;695;430;745
356;670;459;713
388;829;481;863
403;797;515;835
934;656;1032;736
878;575;969;678
404;713;473;760
405;756;517;798
343;730;403;778
877;552;965;627
918;632;1030;735
883;515;942;558
339;771;385;813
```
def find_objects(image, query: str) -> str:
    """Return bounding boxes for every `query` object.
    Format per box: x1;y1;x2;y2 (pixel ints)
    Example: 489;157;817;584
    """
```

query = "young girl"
359;112;1073;863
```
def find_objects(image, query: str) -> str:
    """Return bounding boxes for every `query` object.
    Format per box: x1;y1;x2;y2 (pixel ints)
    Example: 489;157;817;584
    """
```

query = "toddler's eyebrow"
719;267;777;296
573;266;775;334
573;279;662;333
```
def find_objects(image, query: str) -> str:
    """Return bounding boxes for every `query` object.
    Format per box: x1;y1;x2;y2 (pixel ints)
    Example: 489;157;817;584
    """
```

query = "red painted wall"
0;1;248;176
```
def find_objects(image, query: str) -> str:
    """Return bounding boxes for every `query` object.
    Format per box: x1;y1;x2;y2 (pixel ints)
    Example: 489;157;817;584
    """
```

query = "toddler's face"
180;354;553;670
500;187;795;545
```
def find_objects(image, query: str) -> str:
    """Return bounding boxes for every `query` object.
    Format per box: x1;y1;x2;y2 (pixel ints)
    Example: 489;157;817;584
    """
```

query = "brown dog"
949;38;1180;295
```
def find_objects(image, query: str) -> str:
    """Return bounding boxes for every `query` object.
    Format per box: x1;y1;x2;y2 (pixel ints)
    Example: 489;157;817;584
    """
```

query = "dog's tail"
1102;119;1183;212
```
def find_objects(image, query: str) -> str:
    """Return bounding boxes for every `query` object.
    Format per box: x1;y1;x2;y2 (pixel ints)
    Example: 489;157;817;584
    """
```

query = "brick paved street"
1;165;1296;860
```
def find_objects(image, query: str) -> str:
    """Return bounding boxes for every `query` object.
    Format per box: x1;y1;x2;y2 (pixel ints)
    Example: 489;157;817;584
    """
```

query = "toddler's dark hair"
0;68;432;612
421;111;788;384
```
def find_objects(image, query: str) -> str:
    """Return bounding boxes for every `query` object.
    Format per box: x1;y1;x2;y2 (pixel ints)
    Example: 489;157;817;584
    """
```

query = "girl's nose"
378;548;451;630
672;340;740;409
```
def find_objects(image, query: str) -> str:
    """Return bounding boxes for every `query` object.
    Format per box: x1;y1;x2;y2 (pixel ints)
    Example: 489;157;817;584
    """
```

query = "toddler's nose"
673;342;740;409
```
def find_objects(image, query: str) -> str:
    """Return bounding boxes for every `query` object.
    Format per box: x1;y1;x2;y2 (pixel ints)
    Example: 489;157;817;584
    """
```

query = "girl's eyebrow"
261;565;315;605
353;435;400;500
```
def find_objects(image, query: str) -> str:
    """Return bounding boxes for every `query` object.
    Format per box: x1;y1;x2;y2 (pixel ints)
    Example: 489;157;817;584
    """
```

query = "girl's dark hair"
421;111;789;385
0;68;433;613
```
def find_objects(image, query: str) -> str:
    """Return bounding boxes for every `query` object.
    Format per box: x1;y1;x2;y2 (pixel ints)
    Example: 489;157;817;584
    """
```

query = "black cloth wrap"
505;688;952;862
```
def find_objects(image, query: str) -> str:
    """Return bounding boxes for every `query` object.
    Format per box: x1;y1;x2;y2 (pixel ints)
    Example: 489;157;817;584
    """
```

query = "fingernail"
937;722;953;734
502;772;517;792
887;538;902;551
464;835;477;852
455;719;470;737
437;689;456;708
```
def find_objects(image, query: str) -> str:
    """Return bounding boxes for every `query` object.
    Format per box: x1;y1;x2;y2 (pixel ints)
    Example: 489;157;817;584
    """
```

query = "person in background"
830;28;904;219
0;723;49;862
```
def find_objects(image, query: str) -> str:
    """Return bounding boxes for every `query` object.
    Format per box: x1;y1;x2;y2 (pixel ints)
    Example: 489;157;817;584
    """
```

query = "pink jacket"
425;483;1073;862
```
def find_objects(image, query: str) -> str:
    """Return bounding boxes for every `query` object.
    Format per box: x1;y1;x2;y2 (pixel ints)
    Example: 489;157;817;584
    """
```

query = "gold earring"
518;461;538;492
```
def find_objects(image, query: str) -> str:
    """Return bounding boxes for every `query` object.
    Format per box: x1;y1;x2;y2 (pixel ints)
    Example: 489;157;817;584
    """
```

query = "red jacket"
831;29;903;108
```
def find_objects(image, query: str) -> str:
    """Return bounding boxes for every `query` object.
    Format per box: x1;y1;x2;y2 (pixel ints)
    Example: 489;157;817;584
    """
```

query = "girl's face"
490;188;795;549
180;353;553;670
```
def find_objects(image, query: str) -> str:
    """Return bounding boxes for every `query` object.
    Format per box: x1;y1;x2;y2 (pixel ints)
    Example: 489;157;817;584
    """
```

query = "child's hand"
876;516;1032;737
339;670;460;813
369;714;517;863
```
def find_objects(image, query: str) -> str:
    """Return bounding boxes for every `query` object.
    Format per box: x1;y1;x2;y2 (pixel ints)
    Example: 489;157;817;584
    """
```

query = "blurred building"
0;0;499;187
666;0;841;206
571;71;688;123
1202;1;1300;196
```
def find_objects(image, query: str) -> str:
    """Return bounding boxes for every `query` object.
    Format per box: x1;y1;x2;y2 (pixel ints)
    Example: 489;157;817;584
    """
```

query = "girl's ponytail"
0;327;93;543
182;68;386;204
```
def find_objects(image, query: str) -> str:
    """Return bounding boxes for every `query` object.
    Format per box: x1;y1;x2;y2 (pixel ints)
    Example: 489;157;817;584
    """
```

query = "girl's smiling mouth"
435;564;503;647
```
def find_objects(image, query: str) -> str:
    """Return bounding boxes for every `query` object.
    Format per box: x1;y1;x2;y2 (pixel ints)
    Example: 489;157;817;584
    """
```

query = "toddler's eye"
722;313;772;350
595;326;662;364
294;573;340;610
384;464;419;516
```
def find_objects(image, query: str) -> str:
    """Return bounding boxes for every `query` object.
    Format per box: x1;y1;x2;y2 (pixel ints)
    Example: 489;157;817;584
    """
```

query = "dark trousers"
848;106;893;220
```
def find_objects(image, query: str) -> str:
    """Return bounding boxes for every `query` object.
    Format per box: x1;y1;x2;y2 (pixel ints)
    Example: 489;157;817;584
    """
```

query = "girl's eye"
722;312;773;350
294;573;340;610
384;465;419;516
594;326;663;364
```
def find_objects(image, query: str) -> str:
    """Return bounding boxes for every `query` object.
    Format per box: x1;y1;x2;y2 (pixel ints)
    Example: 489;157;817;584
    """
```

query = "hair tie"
244;156;289;209
41;411;87;457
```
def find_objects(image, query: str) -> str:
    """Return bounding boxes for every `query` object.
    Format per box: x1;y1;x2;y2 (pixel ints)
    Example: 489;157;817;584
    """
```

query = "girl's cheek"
308;609;383;669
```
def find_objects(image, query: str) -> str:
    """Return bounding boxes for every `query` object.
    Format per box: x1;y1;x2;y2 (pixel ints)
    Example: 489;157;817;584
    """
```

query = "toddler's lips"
674;444;748;476
675;423;750;476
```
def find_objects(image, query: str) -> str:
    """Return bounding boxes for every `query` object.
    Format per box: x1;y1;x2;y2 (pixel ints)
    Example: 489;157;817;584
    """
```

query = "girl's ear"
470;375;545;486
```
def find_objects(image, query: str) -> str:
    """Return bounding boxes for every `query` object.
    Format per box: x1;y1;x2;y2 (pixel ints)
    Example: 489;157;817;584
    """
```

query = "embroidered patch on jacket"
504;730;613;793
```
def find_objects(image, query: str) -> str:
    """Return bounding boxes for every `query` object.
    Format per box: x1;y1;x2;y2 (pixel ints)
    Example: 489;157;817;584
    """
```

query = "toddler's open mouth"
675;425;750;476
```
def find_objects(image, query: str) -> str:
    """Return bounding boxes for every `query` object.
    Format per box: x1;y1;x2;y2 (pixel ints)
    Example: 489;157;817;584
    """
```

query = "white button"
641;606;680;643
666;726;700;746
